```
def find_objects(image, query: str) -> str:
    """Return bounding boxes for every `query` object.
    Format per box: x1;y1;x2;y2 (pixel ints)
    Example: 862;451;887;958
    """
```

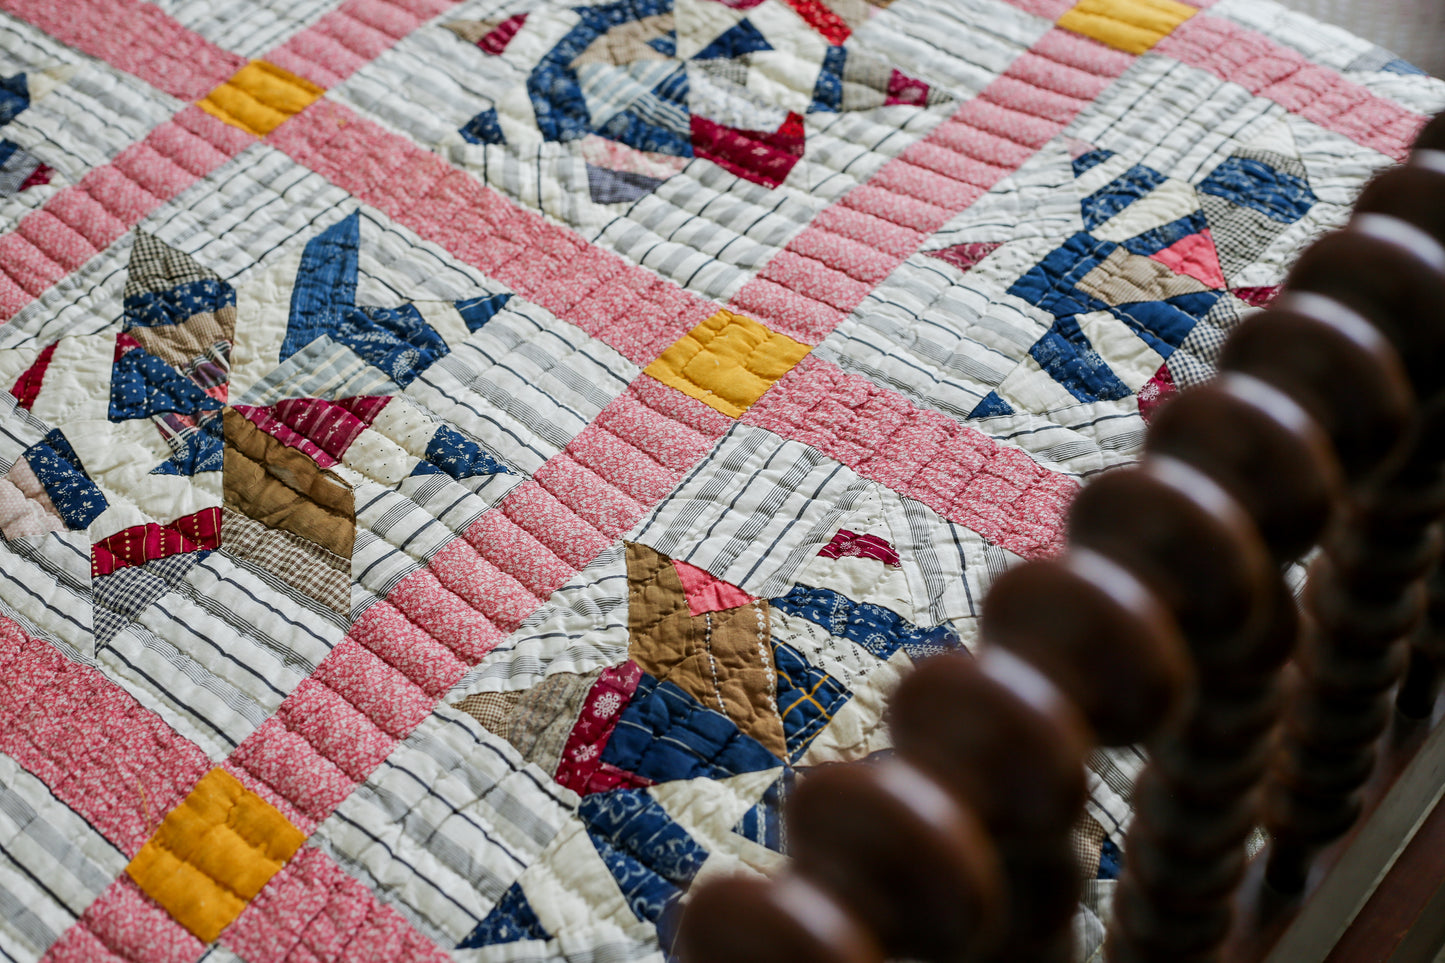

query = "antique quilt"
0;0;1439;960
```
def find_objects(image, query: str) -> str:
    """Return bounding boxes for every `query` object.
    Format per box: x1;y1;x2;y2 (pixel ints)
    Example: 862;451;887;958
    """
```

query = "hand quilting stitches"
0;0;1435;961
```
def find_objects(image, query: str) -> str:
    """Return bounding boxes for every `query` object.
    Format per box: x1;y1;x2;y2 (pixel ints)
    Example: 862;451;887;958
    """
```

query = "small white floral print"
572;744;598;762
593;691;622;719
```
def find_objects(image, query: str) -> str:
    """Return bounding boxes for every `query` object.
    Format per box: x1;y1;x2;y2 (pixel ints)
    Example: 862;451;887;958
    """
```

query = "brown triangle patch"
625;542;787;759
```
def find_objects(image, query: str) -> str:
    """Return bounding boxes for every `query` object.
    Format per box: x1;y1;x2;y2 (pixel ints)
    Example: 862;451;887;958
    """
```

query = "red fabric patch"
781;0;851;44
1137;363;1177;424
927;241;1002;274
672;559;756;616
555;660;653;795
233;398;372;466
332;394;393;425
1232;285;1280;307
114;331;143;359
885;69;931;107
478;13;527;54
10;342;56;410
91;507;222;577
818;529;902;567
19;162;52;192
691;111;806;189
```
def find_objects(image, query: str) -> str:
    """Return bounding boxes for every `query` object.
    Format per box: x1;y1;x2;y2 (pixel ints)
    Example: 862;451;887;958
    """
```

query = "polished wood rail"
674;109;1445;963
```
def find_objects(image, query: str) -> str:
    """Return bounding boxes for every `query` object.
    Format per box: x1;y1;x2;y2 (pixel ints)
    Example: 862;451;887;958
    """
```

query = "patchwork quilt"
0;0;1439;960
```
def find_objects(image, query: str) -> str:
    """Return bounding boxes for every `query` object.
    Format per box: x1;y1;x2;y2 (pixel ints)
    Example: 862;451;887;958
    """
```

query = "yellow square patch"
644;309;811;418
1057;0;1196;54
126;768;306;943
197;60;325;137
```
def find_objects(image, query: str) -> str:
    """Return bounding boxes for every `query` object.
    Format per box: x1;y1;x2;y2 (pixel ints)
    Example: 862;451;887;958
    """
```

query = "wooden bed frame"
670;110;1445;963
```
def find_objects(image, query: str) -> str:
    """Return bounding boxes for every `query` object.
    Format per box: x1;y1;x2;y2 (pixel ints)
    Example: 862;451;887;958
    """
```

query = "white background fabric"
1278;0;1445;76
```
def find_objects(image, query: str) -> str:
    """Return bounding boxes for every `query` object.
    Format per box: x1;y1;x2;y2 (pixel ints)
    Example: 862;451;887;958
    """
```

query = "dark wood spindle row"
674;111;1445;963
1261;137;1445;893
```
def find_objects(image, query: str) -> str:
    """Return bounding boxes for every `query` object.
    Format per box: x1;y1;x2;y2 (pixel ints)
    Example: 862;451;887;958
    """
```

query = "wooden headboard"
670;109;1445;963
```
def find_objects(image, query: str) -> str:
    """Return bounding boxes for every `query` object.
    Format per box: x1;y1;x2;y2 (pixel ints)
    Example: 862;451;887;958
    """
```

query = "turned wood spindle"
1260;204;1445;890
981;549;1191;748
676;873;883;963
785;757;1005;962
888;647;1093;963
1081;455;1282;963
677;755;1005;963
1357;157;1445;719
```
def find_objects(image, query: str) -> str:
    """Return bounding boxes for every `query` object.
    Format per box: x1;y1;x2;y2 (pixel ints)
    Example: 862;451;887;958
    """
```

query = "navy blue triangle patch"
580;788;709;924
1028;315;1133;404
772;642;851;763
731;769;795;853
151;414;224;476
693;19;772;60
460;107;506;145
457;882;549;948
600;674;783;783
0;73;29;126
809;45;847;113
109;342;222;421
453;292;511;332
969;390;1014;418
1071;147;1114;178
1082;164;1169;231
410;424;512;480
24;429;107;530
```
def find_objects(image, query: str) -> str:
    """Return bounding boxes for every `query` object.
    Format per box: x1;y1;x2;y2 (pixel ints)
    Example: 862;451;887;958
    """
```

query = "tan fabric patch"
625;543;786;759
221;509;349;613
454;672;601;775
1075;245;1211;307
455;690;526;734
571;13;675;67
444;20;493;45
1072;812;1106;879
223;409;355;558
125;232;223;300
129;306;236;376
507;669;605;775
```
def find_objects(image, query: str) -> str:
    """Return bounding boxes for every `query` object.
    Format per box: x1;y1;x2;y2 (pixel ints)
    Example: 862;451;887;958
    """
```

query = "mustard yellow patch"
1057;0;1196;54
644;309;811;417
126;768;305;943
197;60;325;137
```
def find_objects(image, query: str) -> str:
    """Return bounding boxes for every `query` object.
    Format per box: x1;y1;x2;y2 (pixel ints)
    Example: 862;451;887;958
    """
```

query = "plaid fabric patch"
220;509;350;613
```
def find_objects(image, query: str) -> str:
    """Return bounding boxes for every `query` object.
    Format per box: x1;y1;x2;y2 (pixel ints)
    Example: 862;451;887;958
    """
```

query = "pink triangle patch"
672;559;756;616
478;13;527;54
1148;228;1225;289
885;69;931;107
927;242;1001;275
1233;286;1280;308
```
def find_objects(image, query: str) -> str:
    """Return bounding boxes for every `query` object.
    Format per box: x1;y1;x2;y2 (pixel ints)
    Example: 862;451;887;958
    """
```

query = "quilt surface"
0;0;1440;959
